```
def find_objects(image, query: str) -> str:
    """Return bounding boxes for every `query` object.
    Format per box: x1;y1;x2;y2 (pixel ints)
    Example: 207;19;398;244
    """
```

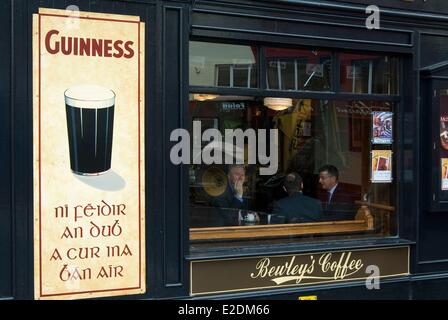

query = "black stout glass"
64;85;116;175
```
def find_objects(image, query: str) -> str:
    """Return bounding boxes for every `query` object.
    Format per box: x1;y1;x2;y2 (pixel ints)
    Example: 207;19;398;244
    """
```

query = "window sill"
186;237;415;261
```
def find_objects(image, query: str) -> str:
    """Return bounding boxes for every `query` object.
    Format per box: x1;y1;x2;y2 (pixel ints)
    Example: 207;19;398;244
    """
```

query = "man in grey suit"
209;164;256;226
271;172;322;223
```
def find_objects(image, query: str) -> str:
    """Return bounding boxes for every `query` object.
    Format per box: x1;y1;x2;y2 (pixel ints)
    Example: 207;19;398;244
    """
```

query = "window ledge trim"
186;238;415;261
189;85;401;101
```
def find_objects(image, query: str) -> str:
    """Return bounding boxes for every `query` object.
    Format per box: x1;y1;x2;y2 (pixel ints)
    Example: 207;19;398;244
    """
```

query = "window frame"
188;40;403;246
214;63;256;88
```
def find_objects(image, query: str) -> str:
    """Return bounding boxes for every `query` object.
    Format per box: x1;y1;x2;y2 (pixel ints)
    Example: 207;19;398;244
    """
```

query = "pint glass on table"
64;85;116;175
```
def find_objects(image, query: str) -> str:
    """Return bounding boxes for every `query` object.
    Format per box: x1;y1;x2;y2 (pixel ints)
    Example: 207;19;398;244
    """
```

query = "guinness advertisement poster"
190;246;409;296
33;8;145;300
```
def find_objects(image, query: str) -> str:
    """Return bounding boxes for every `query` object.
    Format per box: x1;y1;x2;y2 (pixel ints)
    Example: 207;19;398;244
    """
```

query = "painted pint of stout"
64;85;115;175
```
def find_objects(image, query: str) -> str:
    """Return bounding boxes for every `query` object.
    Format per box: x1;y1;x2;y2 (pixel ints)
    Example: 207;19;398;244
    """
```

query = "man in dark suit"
318;164;356;221
209;164;256;226
271;172;322;223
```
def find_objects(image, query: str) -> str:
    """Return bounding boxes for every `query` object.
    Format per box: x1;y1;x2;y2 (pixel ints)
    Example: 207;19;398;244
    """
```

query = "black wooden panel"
232;0;448;18
142;1;189;298
88;0;102;12
145;1;164;298
421;34;448;70
399;56;418;245
162;3;189;294
412;276;448;299
418;34;448;269
0;0;12;298
418;211;448;262
163;6;182;286
335;0;448;15
196;278;411;300
417;261;448;274
191;6;413;49
286;280;411;300
12;0;35;300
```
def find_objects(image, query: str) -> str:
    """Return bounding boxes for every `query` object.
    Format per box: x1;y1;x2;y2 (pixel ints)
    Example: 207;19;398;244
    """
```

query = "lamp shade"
193;94;219;101
263;97;293;111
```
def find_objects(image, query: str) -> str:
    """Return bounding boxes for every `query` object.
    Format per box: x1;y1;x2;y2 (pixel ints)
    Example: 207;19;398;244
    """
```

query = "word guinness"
45;29;135;58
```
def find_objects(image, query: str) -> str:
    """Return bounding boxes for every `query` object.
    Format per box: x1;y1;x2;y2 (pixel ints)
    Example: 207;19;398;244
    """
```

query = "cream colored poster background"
33;8;145;300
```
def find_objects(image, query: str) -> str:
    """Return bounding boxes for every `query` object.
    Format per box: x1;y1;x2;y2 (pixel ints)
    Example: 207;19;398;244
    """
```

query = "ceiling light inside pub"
263;97;293;111
193;94;219;101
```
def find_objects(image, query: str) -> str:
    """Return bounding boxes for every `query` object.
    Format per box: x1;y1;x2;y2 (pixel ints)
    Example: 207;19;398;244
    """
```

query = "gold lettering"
250;258;271;278
251;252;365;285
285;256;296;275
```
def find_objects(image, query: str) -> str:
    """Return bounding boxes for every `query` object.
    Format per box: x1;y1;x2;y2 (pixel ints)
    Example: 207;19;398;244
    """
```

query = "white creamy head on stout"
64;84;115;109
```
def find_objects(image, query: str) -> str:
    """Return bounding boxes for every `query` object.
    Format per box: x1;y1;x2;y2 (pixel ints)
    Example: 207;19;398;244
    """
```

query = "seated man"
271;172;322;223
209;164;251;226
318;164;356;221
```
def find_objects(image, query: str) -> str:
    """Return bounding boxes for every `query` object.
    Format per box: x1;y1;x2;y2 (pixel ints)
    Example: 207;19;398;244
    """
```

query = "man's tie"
327;191;332;206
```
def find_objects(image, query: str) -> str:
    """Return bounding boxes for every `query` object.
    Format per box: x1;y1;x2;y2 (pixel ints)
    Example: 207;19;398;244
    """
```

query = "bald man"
209;164;250;226
271;172;322;223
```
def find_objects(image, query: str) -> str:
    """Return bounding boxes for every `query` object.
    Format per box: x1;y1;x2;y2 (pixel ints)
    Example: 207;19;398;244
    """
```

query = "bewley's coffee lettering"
191;247;409;295
250;252;364;285
45;29;135;59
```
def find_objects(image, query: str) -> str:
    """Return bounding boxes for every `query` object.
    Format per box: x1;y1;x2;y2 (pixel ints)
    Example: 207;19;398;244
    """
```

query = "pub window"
266;47;332;91
340;53;399;94
190;41;258;88
188;42;399;250
215;64;257;88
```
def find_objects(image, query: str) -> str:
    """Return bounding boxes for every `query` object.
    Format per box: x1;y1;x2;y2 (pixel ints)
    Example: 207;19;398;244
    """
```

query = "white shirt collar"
329;183;338;195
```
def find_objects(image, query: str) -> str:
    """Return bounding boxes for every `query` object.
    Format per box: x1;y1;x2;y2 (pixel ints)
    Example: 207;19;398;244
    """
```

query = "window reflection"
266;47;332;91
189;42;399;95
189;41;258;88
340;53;399;94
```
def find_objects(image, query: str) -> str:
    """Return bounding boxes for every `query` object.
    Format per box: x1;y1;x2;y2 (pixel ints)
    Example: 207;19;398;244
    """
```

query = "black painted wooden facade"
2;0;448;299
